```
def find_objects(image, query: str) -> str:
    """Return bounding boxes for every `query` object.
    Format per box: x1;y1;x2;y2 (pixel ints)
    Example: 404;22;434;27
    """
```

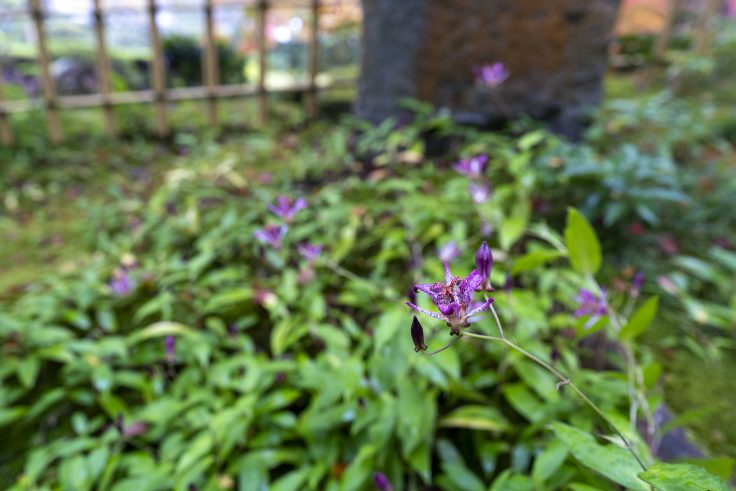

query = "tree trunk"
357;0;622;139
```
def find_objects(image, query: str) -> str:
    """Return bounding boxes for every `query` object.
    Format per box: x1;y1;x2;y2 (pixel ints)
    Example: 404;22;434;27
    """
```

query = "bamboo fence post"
256;0;268;125
305;0;320;119
29;0;62;143
93;0;117;136
147;0;168;137
694;0;721;55
0;75;12;146
653;0;681;60
203;0;219;126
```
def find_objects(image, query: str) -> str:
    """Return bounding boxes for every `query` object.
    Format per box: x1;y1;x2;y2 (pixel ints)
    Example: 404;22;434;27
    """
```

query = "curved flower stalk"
406;242;649;474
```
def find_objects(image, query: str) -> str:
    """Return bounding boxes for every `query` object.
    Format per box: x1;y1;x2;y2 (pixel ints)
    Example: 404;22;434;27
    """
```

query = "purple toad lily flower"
438;241;461;263
408;262;494;335
254;224;288;250
475;241;493;291
469;181;490;204
268;196;307;222
476;62;509;88
297;242;322;263
372;472;393;491
453;154;488;179
109;268;133;296
574;288;608;329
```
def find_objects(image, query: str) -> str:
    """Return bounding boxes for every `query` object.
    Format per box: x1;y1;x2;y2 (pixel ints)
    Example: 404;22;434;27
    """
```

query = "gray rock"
357;0;621;139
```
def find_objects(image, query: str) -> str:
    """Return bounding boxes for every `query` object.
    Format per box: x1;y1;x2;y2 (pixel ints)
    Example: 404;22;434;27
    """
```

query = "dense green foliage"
2;22;736;491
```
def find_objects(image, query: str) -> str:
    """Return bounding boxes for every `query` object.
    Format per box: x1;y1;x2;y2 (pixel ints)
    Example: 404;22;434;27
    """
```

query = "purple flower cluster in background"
268;196;307;223
453;152;492;207
438;241;461;263
254;196;323;280
475;62;509;88
109;268;133;296
574;288;608;329
453;154;488;179
298;243;322;263
469;182;490;204
253;224;288;250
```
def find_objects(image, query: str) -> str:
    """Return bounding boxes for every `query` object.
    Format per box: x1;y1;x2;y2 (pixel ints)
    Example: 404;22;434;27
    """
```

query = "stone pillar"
357;0;621;139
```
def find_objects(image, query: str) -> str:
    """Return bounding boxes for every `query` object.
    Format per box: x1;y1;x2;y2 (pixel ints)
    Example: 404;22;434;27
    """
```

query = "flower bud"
475;241;493;290
373;472;393;491
410;316;427;352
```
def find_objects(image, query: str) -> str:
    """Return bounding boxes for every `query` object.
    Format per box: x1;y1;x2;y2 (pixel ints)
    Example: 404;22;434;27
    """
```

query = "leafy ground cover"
1;25;736;491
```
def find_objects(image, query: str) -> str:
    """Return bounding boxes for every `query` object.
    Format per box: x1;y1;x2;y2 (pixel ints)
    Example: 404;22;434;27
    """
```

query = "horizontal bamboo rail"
0;0;355;145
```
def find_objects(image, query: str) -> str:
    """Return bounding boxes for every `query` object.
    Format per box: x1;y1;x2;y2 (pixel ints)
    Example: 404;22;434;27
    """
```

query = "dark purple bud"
165;335;175;364
475;241;493;290
373;472;393;491
631;272;644;298
410;316;427;352
229;323;238;338
551;348;559;364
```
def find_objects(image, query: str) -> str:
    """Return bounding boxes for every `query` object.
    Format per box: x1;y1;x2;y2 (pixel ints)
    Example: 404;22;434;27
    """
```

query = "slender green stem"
488;301;504;339
462;330;648;472
426;335;463;356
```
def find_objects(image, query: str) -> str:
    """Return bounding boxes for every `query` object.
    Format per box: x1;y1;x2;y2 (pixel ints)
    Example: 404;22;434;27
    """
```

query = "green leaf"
16;357;40;389
439;405;510;432
550;422;648;491
620;296;659;341
0;407;27;428
531;440;568;486
564;208;601;275
511;249;564;275
639;463;729;491
499;199;530;250
127;322;194;344
204;287;253;313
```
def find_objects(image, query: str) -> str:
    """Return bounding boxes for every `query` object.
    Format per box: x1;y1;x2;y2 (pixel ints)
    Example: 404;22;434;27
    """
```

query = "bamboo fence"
0;0;354;145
